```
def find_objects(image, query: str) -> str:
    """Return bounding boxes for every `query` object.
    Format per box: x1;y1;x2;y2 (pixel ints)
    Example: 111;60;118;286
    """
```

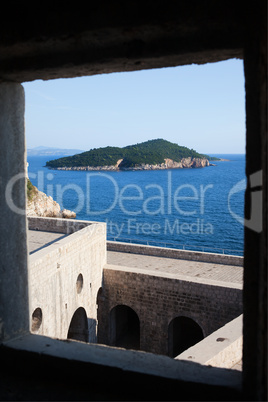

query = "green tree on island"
46;139;219;169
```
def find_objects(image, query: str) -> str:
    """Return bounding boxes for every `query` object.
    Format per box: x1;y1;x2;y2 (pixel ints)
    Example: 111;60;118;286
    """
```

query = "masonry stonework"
97;266;242;355
27;217;242;357
29;219;106;342
107;241;243;266
0;83;29;342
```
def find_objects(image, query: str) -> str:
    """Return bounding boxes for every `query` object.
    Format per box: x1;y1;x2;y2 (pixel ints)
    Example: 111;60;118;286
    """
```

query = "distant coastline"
27;146;84;157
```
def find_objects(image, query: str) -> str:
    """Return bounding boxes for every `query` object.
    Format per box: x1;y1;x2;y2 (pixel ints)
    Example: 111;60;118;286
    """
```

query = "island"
45;139;220;171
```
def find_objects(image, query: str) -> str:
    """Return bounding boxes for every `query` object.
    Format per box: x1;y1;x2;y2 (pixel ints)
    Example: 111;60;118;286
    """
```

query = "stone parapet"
98;264;243;355
107;241;243;266
176;315;243;370
28;216;98;234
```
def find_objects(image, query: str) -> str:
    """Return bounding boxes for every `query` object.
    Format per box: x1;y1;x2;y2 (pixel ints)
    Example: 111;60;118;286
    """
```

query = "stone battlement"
107;240;243;266
28;217;243;359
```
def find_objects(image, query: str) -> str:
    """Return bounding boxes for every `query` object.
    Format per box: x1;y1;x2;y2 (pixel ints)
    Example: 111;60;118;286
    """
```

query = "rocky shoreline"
48;157;211;172
27;184;76;219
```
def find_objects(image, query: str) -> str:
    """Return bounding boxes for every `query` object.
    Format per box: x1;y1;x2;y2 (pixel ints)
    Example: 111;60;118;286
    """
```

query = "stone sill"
3;333;242;391
176;315;243;369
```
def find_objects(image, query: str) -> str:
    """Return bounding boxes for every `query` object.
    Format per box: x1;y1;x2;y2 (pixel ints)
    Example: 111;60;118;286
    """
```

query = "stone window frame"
0;4;266;399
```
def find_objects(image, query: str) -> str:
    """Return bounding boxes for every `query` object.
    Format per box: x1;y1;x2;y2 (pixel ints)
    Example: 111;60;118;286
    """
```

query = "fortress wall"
28;216;95;234
29;222;106;342
107;241;243;266
98;266;243;355
176;314;243;369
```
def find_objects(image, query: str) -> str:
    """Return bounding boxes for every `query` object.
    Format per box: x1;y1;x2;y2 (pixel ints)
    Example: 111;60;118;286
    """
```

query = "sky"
23;58;245;154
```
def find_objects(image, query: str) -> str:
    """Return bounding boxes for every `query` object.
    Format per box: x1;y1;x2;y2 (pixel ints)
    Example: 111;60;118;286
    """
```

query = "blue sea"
27;154;246;256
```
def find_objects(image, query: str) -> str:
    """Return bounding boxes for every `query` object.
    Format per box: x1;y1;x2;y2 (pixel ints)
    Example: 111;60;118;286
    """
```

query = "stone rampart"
176;314;243;369
29;220;106;342
107;241;243;266
28;216;97;234
98;264;243;355
28;217;243;358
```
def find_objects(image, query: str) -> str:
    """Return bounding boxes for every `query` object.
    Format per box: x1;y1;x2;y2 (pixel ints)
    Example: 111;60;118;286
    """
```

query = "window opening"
31;307;42;333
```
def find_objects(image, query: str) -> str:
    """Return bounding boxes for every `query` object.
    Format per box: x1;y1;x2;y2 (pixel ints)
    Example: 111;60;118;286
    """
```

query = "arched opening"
96;287;103;305
67;307;88;342
76;273;83;294
110;305;140;350
168;316;204;357
31;307;42;333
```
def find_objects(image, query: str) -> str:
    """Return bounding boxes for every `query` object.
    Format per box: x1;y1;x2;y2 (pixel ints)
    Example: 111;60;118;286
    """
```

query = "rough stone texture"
27;185;76;218
243;3;267;400
0;83;29;342
98;265;242;355
0;2;244;83
27;220;242;352
28;230;68;254
29;222;106;342
177;315;243;369
107;250;243;284
28;216;92;234
0;333;242;401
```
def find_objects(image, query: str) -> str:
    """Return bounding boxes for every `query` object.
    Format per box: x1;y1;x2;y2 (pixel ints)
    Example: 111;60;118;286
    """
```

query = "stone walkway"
107;251;243;285
28;230;68;254
28;229;243;285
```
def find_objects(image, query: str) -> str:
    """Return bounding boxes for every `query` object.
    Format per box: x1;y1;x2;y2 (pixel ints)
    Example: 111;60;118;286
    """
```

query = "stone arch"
67;307;88;342
96;287;104;305
109;304;140;350
31;307;42;333
76;273;83;294
168;315;204;357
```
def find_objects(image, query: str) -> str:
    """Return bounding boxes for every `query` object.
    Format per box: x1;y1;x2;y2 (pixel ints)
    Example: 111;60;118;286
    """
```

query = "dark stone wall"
243;2;267;400
98;268;242;355
0;343;243;401
0;1;244;83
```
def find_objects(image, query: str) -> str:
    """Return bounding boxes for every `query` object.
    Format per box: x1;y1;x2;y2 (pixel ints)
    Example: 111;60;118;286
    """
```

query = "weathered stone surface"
107;241;244;267
61;209;76;219
0;2;244;83
0;83;29;342
28;221;106;342
98;265;243;355
176;315;243;369
27;185;76;219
